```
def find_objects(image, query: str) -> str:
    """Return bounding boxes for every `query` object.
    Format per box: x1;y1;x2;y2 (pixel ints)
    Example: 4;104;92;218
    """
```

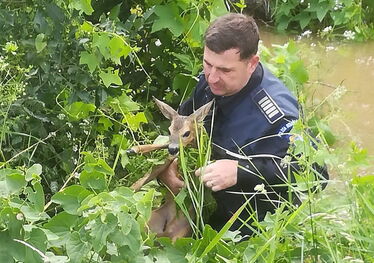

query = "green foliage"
0;0;373;262
271;0;374;41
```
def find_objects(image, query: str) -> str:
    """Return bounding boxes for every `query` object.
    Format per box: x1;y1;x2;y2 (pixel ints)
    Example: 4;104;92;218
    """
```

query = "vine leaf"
99;68;123;87
65;101;96;121
66;232;92;263
108;36;131;64
152;4;184;37
35;33;47;53
69;0;94;15
79;51;100;73
51;185;92;215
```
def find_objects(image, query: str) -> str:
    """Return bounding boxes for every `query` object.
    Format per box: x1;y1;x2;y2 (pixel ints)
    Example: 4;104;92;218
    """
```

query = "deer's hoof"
126;148;137;156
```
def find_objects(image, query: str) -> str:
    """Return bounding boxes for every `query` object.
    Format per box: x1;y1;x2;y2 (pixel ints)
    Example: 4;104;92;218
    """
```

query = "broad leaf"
43;212;79;245
80;170;107;191
79;51;100;73
65;101;96;121
108;36;131;64
99;68;123;87
70;0;94;15
25;182;45;212
26;164;42;182
124;112;148;131
90;213;117;251
108;92;140;113
152;4;184;37
66;232;92;263
51;185;92;215
35;33;47;53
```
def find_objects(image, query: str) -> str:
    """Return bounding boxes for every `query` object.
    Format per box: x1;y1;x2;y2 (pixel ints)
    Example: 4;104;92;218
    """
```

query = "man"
163;13;327;237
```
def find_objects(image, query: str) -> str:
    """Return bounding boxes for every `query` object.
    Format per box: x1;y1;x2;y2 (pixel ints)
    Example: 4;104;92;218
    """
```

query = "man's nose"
207;67;219;83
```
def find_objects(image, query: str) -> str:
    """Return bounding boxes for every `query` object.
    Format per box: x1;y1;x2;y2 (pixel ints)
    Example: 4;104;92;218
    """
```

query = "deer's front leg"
130;158;175;191
127;144;168;155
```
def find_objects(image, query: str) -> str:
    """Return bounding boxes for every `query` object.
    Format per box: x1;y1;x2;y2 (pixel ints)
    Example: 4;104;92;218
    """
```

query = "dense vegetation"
0;0;373;262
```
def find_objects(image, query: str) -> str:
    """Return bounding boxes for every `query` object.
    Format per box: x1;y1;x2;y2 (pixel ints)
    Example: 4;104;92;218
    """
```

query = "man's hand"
195;159;238;192
158;158;184;194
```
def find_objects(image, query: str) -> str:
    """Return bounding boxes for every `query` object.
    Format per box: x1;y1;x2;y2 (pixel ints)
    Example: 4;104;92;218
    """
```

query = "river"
260;30;374;163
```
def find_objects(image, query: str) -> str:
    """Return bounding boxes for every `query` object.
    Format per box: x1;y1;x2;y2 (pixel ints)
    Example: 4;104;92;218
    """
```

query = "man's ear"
153;97;178;120
189;100;214;123
248;55;259;74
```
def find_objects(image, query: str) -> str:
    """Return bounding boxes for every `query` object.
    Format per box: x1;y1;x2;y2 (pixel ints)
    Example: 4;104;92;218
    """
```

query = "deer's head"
154;97;213;156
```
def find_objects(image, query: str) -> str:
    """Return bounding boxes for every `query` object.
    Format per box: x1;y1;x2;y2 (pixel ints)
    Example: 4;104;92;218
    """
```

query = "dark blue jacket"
179;63;318;237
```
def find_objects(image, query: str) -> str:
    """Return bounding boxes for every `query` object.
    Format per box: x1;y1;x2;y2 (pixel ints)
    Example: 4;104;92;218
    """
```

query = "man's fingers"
195;165;211;177
201;173;213;183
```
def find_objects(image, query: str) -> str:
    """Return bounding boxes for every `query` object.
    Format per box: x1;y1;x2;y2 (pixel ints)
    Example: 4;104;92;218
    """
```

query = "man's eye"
183;131;191;137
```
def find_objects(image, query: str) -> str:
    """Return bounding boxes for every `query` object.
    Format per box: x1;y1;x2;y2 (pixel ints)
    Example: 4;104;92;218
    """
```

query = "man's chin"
209;85;225;96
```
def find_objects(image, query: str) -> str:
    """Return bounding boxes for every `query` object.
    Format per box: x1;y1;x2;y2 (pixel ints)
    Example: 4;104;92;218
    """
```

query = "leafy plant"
270;0;374;41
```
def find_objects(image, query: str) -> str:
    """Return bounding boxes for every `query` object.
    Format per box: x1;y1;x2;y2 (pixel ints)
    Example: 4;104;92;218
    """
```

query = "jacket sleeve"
236;156;299;190
235;121;329;192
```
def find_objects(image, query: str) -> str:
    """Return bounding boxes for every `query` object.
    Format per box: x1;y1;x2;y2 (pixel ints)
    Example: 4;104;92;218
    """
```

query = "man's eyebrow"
203;59;233;71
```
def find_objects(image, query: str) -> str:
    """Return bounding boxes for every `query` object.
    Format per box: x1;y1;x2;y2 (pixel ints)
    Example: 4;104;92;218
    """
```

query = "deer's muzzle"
168;143;179;156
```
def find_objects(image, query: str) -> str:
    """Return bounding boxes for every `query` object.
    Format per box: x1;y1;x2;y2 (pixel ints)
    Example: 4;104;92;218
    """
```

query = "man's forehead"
203;47;245;69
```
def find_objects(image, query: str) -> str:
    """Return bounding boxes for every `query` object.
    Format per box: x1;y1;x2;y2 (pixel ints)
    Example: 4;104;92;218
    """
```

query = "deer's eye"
182;131;191;138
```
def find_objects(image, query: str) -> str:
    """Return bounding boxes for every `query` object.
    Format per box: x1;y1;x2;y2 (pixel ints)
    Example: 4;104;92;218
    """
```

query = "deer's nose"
168;144;179;155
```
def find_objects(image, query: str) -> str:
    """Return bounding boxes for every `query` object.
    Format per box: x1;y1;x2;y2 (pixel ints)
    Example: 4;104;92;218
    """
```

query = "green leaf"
352;175;374;186
153;135;169;145
136;189;154;219
90;213;117;251
298;13;312;29
98;117;113;131
25;228;48;263
152;4;184;37
35;33;47;53
209;0;228;20
316;3;329;21
124;112;148;131
70;0;94;15
99;68;123;87
0;207;23;239
0;232;25;262
6;172;26;194
108;36;131;64
84;158;114;176
80;170;107;191
92;33;111;59
43;212;79;246
51;185;92;215
119;216;142;252
66;232;92;263
109;3;122;19
0;169;22;197
79;51;100;73
80;21;94;33
26;164;42;182
65;101;96;121
108;92;140;113
290;60;309;84
25;182;45;212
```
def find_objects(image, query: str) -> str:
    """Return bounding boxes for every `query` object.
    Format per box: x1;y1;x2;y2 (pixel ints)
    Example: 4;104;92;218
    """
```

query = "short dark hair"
204;13;259;60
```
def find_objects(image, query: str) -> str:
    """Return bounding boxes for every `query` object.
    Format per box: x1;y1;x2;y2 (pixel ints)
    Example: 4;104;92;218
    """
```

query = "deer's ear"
189;100;214;123
153;97;178;120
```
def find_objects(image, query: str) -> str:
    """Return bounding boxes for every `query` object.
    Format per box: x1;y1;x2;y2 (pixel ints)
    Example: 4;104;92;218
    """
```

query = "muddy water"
260;30;374;157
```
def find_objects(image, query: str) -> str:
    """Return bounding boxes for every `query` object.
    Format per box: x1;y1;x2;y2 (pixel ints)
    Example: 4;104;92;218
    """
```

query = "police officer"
163;13;327;237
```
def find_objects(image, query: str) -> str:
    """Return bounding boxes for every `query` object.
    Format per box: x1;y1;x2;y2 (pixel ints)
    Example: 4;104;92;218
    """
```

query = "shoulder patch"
253;89;285;124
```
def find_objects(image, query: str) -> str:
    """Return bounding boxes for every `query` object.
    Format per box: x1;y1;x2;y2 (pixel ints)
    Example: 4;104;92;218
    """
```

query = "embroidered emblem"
253;89;284;124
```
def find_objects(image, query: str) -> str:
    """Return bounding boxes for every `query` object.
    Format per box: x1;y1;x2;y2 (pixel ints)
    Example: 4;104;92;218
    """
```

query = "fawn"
127;97;213;241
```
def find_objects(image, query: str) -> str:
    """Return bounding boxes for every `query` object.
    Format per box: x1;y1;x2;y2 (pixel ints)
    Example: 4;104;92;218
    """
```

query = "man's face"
203;46;259;96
